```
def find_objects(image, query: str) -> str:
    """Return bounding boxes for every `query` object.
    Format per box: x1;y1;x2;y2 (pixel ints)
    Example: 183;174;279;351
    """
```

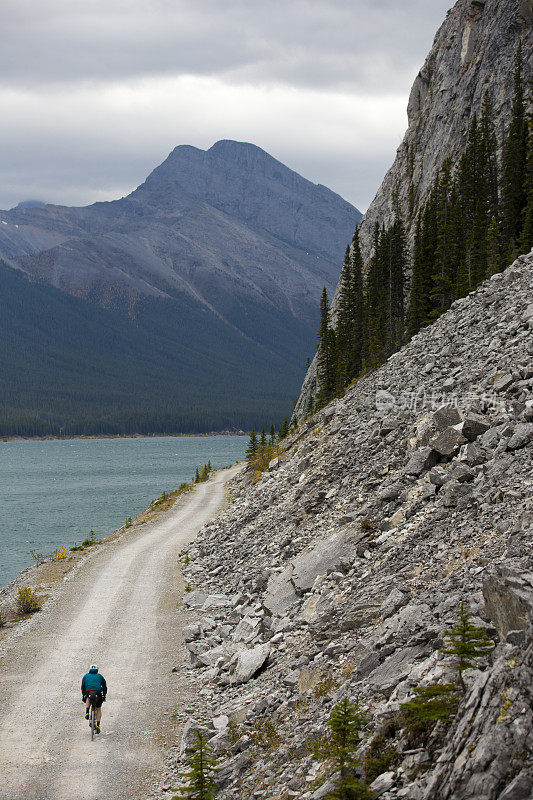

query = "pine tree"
245;429;258;460
269;423;276;446
440;601;495;691
348;228;364;379
313;698;372;800
334;232;365;389
317;287;337;404
278;417;290;440
386;215;406;352
194;467;200;483
519;116;533;253
259;426;267;451
176;730;218;800
335;245;354;389
501;42;528;259
400;684;458;745
364;223;387;369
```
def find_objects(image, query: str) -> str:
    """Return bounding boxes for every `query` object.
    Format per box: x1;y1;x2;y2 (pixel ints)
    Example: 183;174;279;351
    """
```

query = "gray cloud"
0;0;451;211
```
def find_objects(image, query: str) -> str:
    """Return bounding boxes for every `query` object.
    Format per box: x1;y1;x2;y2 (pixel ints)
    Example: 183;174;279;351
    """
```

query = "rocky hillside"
158;250;533;800
295;0;532;415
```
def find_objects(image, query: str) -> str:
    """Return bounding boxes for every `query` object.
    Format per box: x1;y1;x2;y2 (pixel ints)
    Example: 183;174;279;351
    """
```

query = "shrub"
16;586;42;614
52;545;69;561
251;716;281;750
360;516;379;533
313;674;339;698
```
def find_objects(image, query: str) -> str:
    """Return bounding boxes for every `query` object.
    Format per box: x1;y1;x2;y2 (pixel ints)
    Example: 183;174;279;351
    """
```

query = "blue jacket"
81;668;107;696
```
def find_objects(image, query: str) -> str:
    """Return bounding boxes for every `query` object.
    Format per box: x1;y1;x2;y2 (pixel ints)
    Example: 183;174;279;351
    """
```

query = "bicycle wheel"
90;705;95;741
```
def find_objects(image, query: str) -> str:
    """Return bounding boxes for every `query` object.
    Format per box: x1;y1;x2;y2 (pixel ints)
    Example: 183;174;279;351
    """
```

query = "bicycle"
88;697;97;740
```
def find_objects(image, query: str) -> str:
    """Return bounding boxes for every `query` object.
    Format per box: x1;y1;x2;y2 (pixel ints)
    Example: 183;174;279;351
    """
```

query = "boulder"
369;771;395;796
202;594;233;611
506;423;533;450
291;531;352;593
428;427;467;457
457;413;491;441
263;566;298;616
483;567;533;640
379;483;403;501
232;614;261;643
439;480;472;507
179;717;213;758
232;644;270;684
380;588;407;620
405;447;438;476
493;372;514;392
367;645;428;695
182;589;208;609
432;405;462;430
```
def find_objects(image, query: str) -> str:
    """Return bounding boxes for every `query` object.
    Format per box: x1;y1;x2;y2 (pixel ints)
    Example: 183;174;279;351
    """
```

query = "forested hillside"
301;40;532;415
0;263;308;436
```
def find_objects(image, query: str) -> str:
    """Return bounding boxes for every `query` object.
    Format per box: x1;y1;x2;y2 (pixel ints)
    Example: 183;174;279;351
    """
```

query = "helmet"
89;664;98;671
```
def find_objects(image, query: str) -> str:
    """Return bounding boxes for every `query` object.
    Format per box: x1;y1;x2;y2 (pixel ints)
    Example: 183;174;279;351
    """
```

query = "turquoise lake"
0;435;246;588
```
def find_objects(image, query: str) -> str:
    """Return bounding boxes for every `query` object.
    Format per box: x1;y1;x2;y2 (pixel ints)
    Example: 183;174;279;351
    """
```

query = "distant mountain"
13;200;47;210
0;141;361;435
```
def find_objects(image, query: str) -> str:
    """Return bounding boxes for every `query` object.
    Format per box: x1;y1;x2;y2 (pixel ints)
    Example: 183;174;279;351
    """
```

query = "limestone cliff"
295;0;533;418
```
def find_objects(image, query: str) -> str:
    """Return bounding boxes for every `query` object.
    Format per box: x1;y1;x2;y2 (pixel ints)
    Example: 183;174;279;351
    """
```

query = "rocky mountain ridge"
0;140;360;325
156;249;533;800
295;0;532;416
0;141;361;434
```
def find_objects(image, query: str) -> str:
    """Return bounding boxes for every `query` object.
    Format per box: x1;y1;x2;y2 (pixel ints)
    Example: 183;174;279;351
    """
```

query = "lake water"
0;436;246;588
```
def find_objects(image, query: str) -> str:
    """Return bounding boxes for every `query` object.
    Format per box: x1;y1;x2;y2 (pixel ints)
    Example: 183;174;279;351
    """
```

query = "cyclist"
81;663;107;734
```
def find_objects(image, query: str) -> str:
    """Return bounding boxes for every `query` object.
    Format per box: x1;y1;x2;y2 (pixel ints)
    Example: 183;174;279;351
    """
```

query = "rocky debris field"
154;252;533;800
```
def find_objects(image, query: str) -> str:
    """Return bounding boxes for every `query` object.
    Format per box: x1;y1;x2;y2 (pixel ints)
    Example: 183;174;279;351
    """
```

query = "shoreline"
0;431;246;443
0;464;240;621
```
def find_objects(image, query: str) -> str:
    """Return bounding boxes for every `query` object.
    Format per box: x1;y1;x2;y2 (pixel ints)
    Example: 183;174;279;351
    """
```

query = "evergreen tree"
364;223;387;370
176;730;218;800
269;423;276;446
501;42;528;259
335;245;354;389
348;228;365;379
194;467;200;483
259;426;267;451
317;287;337;404
246;429;258;460
386;215;406;352
440;601;495;691
400;684;458;745
278;417;290;440
313;698;372;800
519;116;533;253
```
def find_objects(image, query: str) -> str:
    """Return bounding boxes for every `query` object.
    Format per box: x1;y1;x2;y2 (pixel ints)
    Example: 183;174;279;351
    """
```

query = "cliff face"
295;0;533;417
162;250;533;800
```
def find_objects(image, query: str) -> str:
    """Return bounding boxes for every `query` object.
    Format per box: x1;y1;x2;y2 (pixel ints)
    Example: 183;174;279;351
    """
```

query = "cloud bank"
0;0;452;211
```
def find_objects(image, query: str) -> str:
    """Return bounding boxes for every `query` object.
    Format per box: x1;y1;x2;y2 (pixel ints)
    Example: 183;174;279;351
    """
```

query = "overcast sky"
0;0;452;212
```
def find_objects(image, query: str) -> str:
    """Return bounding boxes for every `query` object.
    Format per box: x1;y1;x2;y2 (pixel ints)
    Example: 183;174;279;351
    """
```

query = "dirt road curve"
0;466;241;800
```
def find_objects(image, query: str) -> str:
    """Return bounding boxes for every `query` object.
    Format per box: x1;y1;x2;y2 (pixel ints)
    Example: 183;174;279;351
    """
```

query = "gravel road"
0;466;241;800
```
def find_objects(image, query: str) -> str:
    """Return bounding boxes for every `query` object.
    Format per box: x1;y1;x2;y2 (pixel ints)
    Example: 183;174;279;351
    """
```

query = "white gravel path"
0;465;241;800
